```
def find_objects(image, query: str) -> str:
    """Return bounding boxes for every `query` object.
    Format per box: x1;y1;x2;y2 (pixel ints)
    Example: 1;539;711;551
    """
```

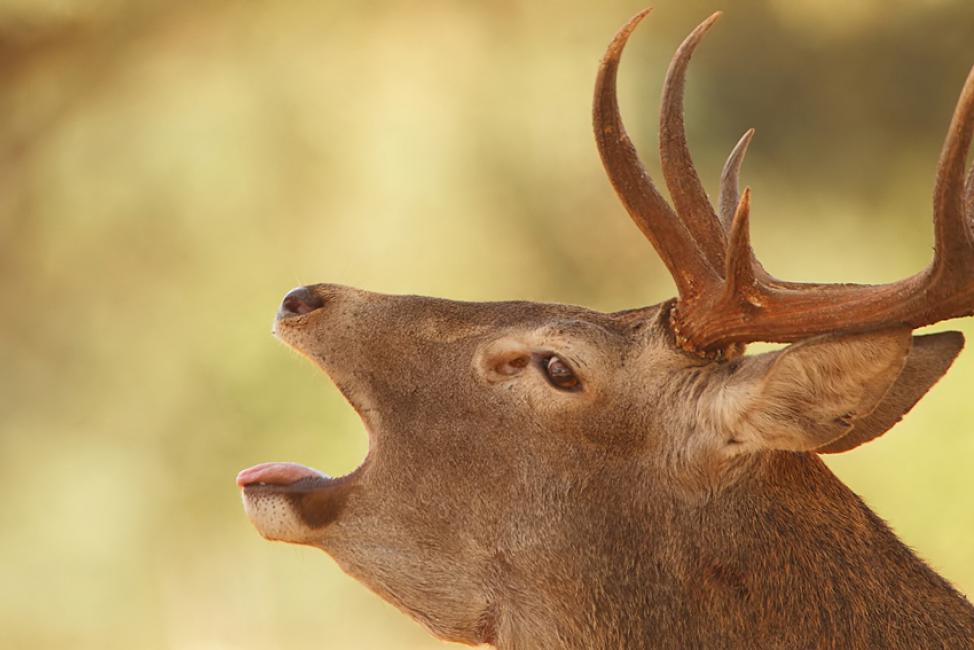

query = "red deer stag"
238;9;974;649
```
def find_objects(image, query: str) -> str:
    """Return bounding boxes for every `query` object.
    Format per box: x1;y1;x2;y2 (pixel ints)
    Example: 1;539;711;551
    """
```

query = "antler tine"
718;129;755;232
659;12;728;272
716;129;804;290
722;187;756;299
699;187;757;359
931;65;974;280
594;9;719;299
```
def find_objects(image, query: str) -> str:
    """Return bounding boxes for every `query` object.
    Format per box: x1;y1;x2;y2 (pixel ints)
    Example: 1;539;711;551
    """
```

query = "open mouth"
235;369;375;492
236;372;374;497
236;381;373;505
237;434;367;538
237;292;376;541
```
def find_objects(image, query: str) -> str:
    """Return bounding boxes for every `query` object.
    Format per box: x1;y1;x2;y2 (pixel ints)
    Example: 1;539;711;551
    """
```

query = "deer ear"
722;329;913;453
815;331;964;453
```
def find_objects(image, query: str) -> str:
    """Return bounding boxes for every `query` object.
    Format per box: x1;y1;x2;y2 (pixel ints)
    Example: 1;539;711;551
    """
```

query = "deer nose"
280;286;325;317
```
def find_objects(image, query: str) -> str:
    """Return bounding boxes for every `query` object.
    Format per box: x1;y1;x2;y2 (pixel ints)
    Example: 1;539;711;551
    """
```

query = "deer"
237;9;974;649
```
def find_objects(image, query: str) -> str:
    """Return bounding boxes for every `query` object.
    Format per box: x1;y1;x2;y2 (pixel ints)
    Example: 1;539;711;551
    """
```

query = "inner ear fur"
727;329;914;453
816;330;964;453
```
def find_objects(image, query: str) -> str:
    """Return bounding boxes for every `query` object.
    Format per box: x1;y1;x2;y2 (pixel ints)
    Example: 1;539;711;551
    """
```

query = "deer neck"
493;452;974;649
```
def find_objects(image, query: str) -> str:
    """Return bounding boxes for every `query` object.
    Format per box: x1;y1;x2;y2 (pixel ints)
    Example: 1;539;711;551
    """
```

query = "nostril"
280;286;325;316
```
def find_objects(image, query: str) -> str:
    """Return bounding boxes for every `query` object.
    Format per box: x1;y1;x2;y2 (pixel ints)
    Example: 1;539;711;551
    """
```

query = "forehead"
379;294;659;343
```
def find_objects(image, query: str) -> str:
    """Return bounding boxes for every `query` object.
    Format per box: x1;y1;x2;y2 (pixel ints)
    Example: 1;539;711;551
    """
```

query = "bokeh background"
2;0;973;648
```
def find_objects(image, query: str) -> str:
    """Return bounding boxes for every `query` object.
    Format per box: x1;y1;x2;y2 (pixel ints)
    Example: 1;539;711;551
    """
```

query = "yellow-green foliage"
1;0;972;648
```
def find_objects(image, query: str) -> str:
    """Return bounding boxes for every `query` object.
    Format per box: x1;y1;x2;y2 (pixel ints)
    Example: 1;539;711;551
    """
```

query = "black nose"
280;286;325;317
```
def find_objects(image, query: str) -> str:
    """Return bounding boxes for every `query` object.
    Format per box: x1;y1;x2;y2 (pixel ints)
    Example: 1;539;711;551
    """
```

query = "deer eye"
543;355;580;391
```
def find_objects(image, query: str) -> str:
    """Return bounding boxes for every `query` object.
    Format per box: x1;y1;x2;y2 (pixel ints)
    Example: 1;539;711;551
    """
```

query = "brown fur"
241;285;974;648
240;9;974;646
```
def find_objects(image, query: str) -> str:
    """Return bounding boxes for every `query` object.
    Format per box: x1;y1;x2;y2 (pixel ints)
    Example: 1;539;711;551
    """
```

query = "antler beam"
595;10;974;355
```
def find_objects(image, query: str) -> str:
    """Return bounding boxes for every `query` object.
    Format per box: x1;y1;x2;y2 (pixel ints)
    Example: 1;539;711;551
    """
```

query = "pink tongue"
236;462;327;487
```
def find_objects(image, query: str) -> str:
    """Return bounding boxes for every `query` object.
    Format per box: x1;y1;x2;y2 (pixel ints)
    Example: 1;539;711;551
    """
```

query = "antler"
595;10;974;355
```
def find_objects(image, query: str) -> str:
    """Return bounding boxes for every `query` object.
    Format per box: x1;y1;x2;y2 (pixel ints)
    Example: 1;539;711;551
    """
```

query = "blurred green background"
2;0;973;648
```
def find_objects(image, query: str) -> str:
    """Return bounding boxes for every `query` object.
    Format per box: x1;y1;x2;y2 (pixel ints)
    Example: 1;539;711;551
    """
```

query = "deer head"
239;10;974;648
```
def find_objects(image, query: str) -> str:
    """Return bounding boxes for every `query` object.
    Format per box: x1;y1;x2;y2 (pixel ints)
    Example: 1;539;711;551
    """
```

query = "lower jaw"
240;464;364;536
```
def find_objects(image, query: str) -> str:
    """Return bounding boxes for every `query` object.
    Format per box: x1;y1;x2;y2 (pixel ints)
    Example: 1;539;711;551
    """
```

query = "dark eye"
544;355;580;391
